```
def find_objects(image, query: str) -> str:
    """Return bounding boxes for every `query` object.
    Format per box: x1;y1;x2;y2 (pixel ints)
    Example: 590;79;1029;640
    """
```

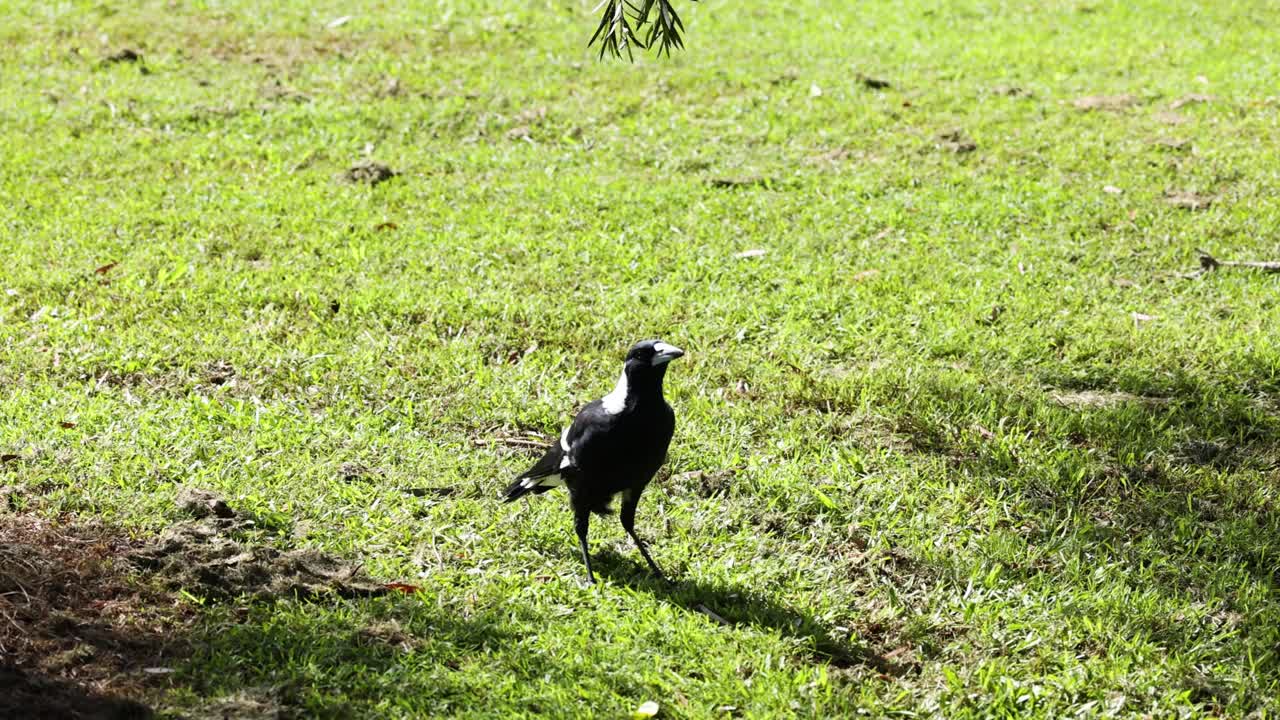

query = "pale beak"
651;343;685;366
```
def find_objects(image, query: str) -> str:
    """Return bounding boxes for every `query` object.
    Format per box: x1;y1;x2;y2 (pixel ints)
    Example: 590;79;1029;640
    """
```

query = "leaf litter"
131;491;393;601
1;490;405;718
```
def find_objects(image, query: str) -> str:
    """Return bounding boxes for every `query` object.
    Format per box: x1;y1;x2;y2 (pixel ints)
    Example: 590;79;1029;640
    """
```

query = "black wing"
500;400;615;502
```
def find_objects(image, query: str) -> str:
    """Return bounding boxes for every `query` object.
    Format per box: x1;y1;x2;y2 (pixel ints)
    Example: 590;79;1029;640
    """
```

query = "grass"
2;0;1279;716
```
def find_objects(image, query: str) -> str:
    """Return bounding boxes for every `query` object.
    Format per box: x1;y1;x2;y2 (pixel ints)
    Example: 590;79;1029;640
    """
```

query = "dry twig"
1183;248;1280;278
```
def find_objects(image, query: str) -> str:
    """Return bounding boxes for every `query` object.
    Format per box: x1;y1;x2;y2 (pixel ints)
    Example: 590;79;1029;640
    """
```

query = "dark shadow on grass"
786;363;1280;709
0;666;153;720
178;595;521;717
590;549;910;676
855;368;1280;708
992;377;1280;592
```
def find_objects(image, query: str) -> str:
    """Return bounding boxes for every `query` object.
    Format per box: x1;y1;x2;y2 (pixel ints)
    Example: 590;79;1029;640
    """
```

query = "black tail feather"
502;477;534;503
503;442;565;502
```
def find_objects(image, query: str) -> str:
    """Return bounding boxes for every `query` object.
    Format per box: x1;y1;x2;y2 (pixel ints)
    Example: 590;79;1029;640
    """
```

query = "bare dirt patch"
937;129;977;154
1163;189;1215;211
992;84;1032;98
0;514;190;720
1;492;397;717
1170;93;1213;110
130;515;390;601
343;161;398;186
1072;94;1139;111
670;469;736;499
1049;389;1169;409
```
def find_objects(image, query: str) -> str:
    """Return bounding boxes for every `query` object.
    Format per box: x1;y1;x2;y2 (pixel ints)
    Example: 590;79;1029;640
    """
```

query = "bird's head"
624;339;685;376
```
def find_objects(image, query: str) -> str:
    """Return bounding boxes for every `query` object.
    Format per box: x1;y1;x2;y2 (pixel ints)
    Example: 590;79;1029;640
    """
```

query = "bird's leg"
573;504;596;585
620;490;666;581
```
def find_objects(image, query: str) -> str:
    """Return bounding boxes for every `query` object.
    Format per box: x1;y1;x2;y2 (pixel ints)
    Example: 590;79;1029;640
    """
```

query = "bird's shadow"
590;549;907;676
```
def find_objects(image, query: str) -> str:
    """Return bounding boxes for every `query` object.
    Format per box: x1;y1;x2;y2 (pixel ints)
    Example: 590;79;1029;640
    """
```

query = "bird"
502;339;685;585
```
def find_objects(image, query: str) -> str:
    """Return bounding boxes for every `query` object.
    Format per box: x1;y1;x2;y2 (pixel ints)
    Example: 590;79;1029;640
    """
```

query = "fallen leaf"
506;125;532;141
980;305;1005;325
344;161;398;186
94;261;119;275
734;249;767;259
938;129;977;153
973;424;995;440
708;176;769;189
1113;278;1137;287
1164;190;1214;211
1072;94;1137;111
0;454;19;462
1170;93;1213;110
59;421;77;429
516;106;547;124
1155;137;1191;151
857;74;891;90
633;701;660;719
326;15;352;28
992;84;1031;97
104;48;142;64
884;645;916;662
1131;312;1156;325
809;83;823;98
808;148;851;163
374;222;399;232
382;582;421;594
507;341;538;364
852;269;879;281
142;667;175;675
1103;185;1123;194
769;68;799;85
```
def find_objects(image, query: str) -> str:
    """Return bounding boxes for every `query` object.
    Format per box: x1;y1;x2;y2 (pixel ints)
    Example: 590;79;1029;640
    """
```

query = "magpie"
502;339;685;585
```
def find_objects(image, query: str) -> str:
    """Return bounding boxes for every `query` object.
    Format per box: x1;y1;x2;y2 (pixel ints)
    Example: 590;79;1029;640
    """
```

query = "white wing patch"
520;473;565;489
601;368;629;415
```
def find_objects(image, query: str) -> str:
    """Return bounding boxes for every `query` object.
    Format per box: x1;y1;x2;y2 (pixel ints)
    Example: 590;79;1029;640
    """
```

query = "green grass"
3;0;1280;716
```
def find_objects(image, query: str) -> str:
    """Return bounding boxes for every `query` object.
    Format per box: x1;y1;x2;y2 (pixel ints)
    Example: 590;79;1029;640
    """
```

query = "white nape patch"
559;429;573;468
601;369;629;414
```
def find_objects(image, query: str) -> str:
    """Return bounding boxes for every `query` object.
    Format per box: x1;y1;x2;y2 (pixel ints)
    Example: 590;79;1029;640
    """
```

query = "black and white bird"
502;339;685;585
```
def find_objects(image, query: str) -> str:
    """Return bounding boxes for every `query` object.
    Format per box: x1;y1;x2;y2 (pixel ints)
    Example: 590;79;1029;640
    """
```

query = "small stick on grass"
1183;248;1280;278
694;603;731;626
